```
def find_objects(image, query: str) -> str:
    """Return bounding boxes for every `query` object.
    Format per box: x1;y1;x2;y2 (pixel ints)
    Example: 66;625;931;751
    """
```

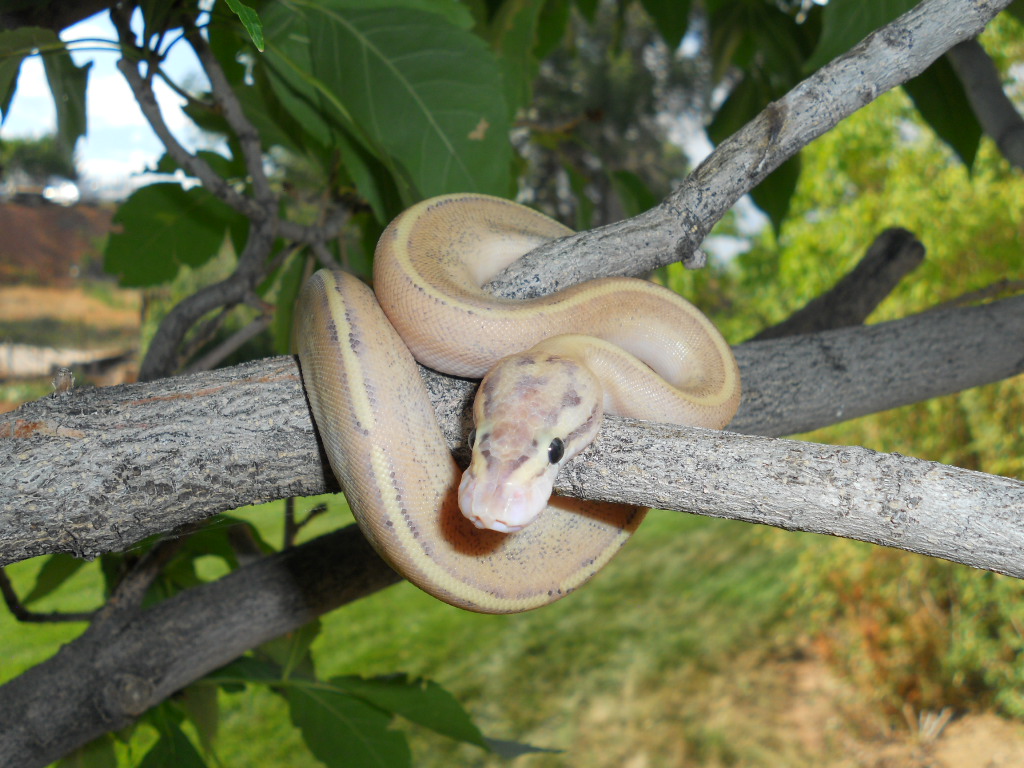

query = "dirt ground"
0;201;114;286
774;657;1024;768
0;284;140;328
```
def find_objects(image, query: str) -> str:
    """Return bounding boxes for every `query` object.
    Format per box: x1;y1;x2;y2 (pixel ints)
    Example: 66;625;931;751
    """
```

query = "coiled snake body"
295;194;740;614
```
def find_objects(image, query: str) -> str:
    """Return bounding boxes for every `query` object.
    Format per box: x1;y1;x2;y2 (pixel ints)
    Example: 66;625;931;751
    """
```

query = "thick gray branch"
2;296;1022;567
489;0;1014;296
0;525;401;768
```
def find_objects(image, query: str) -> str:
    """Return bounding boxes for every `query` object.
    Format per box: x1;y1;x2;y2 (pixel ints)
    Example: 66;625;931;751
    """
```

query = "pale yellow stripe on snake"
318;272;377;433
296;268;646;613
296;194;741;613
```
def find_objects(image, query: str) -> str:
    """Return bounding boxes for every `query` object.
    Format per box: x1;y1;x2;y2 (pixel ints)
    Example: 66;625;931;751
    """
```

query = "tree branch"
111;6;264;222
0;569;96;623
750;228;925;341
2;294;1022;566
489;0;1014;295
0;526;401;768
947;38;1024;169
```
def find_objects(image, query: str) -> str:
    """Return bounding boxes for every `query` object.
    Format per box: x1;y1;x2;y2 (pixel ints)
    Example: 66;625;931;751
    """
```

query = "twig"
184;18;275;205
922;277;1024;313
182;314;273;374
112;5;263;221
95;528;200;625
284;501;328;549
0;568;96;624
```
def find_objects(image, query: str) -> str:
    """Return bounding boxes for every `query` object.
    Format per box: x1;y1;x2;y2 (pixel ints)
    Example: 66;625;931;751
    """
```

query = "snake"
294;193;741;614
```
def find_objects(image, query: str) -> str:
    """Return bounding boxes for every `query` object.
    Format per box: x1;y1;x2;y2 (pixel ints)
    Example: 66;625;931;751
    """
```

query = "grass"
1;498;821;767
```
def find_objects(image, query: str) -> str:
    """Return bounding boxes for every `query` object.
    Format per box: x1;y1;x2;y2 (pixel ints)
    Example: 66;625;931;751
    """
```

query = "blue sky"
1;12;203;196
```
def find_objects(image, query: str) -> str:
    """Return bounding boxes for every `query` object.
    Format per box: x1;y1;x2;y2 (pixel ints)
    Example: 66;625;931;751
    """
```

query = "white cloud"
87;72;145;128
78;148;153;179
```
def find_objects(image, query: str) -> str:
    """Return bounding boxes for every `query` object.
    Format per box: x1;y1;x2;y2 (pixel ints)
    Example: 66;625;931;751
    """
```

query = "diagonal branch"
947;38;1024;168
489;0;1015;296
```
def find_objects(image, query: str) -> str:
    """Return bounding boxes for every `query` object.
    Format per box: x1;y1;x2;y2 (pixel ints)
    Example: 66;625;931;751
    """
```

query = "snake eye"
547;437;565;464
467;429;476;449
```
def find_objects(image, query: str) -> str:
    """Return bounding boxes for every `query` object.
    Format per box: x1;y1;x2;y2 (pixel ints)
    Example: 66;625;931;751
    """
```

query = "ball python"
295;193;741;614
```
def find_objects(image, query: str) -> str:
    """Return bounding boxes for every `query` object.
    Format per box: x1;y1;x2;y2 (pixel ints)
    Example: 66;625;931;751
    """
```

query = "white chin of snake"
458;471;553;533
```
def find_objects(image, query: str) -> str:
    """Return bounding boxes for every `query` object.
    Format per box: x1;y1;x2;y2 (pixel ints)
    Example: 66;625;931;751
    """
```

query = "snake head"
458;344;604;533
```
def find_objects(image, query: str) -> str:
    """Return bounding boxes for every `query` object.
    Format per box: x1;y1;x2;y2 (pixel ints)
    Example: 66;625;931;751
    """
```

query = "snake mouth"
458;469;552;533
470;517;524;534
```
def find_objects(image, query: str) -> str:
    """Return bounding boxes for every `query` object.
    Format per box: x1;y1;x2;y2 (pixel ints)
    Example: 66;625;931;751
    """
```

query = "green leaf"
258;4;408;217
225;0;265;51
707;74;762;145
104;183;245;287
0;27;59;121
487;0;546;116
0;27;88;157
805;0;918;73
565;164;593;231
287;684;411;768
710;2;805;90
41;45;90;159
1008;0;1024;24
639;0;691;49
260;620;322;680
177;684;220;755
303;3;513;198
332;674;488;749
902;56;982;168
323;0;475;29
155;149;243;182
535;0;571;59
273;249;306;354
55;734;118;768
484;736;562;758
610;169;657;218
140;707;208;768
207;656;283;689
23;553;87;605
750;153;800;236
575;0;599;23
139;0;176;40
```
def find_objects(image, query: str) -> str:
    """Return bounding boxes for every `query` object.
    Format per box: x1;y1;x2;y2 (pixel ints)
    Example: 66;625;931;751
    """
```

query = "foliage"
1;0;1023;765
0;134;77;181
705;33;1024;721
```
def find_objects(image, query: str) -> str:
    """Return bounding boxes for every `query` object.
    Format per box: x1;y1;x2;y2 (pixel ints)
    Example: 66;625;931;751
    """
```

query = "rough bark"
3;295;1022;567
